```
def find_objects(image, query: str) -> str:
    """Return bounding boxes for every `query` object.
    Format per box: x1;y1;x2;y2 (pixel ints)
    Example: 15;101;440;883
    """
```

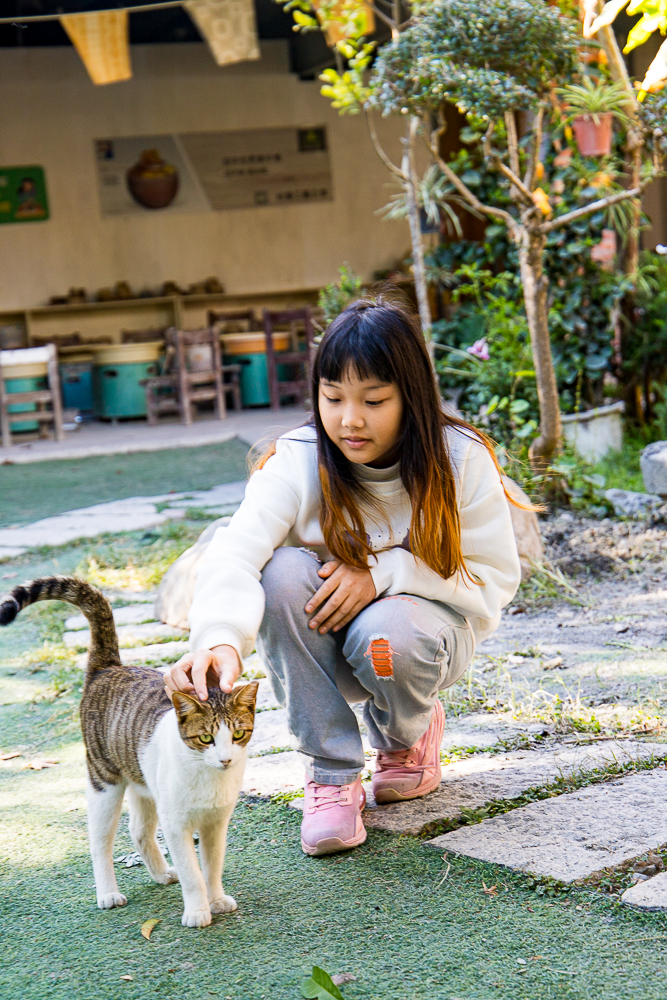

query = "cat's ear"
230;681;259;712
172;691;205;723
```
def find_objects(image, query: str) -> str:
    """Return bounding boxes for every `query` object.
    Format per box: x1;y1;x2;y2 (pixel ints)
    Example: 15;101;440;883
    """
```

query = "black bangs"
316;305;403;386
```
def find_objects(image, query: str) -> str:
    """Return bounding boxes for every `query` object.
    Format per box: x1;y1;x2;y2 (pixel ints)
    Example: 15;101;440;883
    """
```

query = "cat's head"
172;681;259;770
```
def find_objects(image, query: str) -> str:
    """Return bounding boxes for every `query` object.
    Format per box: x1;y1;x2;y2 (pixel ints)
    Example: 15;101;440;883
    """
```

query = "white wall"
0;42;410;310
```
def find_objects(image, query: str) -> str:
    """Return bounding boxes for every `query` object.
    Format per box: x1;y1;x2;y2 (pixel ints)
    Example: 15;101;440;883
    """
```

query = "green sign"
0;166;49;225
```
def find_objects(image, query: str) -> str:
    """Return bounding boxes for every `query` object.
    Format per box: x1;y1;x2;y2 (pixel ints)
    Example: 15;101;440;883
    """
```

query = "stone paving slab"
621;870;667;910
0;481;247;551
362;741;665;835
64;621;187;649
427;769;667;883
65;604;158;631
242;751;304;797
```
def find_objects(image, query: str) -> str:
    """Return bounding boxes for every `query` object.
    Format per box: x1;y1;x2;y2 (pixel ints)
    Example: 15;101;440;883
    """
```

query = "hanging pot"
572;113;613;156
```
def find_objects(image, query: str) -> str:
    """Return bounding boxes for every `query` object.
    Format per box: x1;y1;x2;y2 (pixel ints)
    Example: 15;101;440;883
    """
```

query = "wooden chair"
207;309;259;332
142;328;241;426
0;344;65;447
262;308;315;411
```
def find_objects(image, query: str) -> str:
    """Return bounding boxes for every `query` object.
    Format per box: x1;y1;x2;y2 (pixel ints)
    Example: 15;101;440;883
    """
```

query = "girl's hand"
305;560;376;634
163;644;242;702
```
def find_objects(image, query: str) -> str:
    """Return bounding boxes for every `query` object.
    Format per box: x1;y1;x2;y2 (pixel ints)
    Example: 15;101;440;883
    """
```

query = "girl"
164;298;521;856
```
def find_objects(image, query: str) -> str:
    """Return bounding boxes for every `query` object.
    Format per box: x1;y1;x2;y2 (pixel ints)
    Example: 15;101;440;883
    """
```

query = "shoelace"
376;748;419;771
309;783;350;811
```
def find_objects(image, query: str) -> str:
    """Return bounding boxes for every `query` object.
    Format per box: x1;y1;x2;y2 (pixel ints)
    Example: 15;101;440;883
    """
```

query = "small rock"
640;441;667;497
527;723;551;736
613;623;630;633
622;870;667;910
542;656;563;670
604;488;663;518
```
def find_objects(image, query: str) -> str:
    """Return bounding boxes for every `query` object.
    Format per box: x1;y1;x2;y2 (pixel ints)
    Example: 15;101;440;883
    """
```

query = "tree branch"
505;111;521;178
366;111;405;179
523;106;544;192
367;4;395;30
483;121;536;206
539;185;644;233
429;128;517;233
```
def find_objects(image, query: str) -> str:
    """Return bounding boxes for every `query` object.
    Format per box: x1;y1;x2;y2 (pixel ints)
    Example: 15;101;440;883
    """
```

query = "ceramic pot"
572;113;613;156
127;172;179;209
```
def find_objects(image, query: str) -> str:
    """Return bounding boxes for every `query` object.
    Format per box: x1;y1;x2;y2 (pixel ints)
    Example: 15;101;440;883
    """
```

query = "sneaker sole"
373;772;441;804
301;826;367;857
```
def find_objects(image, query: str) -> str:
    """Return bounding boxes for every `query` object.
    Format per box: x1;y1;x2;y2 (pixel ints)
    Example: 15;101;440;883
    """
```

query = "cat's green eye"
232;729;246;741
199;734;214;745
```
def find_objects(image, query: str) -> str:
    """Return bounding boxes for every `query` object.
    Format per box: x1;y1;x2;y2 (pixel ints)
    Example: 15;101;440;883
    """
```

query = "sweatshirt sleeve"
367;435;521;625
187;439;305;659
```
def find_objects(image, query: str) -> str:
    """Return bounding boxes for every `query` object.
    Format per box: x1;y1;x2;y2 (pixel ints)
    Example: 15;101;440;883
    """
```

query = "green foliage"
301;966;345;1000
623;252;667;396
369;0;578;119
556;77;633;124
318;264;362;326
378;164;466;238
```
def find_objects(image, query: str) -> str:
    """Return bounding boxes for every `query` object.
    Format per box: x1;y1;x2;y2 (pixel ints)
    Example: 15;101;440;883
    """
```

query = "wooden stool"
0;344;64;447
262;308;315;411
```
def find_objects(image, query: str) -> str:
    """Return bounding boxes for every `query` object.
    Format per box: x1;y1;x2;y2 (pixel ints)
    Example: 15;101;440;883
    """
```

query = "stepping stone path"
622;870;667;909
0;480;246;558
428;769;667;883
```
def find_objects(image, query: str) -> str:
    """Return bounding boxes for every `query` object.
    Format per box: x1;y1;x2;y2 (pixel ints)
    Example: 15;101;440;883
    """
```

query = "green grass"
0;437;249;527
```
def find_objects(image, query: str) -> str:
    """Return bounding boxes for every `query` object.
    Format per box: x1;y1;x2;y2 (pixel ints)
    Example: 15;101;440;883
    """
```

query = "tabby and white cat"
0;576;258;928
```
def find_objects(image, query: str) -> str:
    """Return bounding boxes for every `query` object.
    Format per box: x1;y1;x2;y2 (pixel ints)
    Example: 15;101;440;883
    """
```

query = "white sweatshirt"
188;423;521;659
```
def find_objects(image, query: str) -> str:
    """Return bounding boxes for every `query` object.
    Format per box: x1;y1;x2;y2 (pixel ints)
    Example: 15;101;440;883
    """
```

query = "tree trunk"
402;117;432;350
518;226;562;471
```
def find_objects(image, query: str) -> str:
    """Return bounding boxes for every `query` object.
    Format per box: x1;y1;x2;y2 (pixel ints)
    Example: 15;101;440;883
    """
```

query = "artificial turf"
2;585;667;1000
0;437;249;527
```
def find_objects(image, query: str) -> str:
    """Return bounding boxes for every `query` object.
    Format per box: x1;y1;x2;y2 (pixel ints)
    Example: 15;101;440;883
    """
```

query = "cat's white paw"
182;907;212;928
97;892;128;910
210;894;237;914
155;867;179;885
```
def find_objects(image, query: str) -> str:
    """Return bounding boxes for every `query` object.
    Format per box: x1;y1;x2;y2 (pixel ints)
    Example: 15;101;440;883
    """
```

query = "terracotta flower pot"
572;113;613;157
127;148;179;209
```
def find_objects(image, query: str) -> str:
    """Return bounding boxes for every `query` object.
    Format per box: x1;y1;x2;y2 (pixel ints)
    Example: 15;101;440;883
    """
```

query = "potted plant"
557;77;632;156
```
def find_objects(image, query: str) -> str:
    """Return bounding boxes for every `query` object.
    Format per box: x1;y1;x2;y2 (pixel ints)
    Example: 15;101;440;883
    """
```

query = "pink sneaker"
301;776;367;856
372;700;445;804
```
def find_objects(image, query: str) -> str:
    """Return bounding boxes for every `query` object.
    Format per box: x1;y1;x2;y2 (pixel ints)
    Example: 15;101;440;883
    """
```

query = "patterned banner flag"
60;10;132;86
184;0;260;66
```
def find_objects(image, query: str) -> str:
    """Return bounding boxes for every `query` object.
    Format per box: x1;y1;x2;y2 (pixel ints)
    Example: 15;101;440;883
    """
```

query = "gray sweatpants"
257;547;475;785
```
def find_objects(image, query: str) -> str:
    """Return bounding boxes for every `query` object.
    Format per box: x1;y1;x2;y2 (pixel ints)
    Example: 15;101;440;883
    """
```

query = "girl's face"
318;369;403;467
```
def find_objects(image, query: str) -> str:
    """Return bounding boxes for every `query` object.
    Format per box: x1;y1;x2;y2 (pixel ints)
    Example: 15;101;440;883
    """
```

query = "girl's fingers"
192;650;219;700
332;603;363;632
309;588;347;629
306;573;340;614
164;661;196;697
317;559;341;579
321;598;357;633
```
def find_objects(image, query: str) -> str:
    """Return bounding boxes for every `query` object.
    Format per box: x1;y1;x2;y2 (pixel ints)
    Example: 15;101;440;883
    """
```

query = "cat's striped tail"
0;576;120;673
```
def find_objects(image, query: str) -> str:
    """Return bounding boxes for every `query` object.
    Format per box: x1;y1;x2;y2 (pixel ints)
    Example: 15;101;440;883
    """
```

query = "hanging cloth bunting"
184;0;260;66
60;10;132;85
311;0;375;47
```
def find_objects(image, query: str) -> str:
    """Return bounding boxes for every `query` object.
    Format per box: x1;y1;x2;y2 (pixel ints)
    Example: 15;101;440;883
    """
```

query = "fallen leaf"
331;973;357;986
0;751;21;761
526;905;534;912
301;966;345;1000
482;882;498;898
141;918;161;940
120;975;133;981
26;758;59;770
